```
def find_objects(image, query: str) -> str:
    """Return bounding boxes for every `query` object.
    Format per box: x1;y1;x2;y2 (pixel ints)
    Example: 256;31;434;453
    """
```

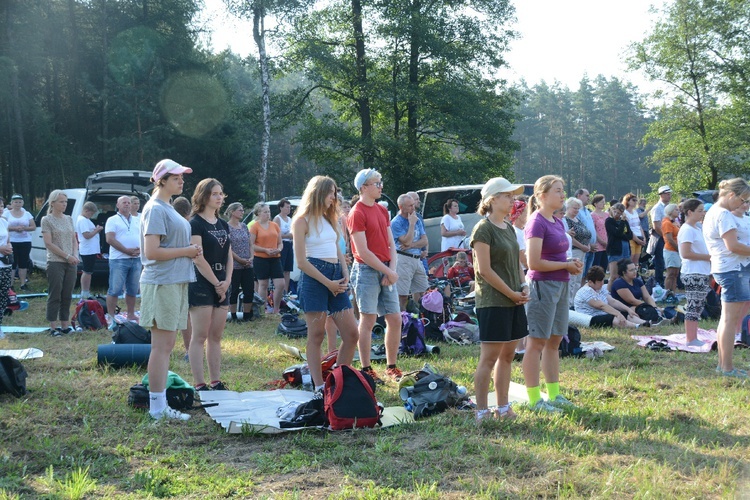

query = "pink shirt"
591;211;609;252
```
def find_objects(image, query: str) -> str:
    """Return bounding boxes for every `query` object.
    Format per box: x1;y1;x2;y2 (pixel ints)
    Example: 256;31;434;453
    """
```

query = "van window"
34;199;77;226
422;190;481;219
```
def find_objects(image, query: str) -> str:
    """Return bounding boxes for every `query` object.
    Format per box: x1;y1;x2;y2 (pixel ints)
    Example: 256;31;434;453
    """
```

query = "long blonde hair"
294;176;340;238
528;175;564;215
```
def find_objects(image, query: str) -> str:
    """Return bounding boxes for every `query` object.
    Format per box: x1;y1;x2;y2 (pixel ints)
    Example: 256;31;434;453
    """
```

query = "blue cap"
354;169;379;190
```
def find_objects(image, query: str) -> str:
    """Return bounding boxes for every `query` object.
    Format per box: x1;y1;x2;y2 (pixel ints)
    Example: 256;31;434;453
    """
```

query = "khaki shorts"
396;253;429;296
139;282;189;332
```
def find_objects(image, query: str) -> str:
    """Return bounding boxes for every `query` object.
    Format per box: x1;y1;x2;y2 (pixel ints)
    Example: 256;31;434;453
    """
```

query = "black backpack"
112;322;152;344
399;364;470;420
559;325;583;358
702;289;721;320
276;313;307;338
0;356;28;397
324;365;381;430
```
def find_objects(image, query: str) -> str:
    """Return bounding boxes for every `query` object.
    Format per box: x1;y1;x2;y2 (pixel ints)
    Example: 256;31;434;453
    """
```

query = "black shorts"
253;256;284;280
80;254;97;274
11;241;31;270
280;240;294;272
476;305;528;342
188;274;230;308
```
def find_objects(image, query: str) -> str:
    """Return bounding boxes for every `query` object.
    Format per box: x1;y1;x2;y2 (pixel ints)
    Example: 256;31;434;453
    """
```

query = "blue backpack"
400;312;427;356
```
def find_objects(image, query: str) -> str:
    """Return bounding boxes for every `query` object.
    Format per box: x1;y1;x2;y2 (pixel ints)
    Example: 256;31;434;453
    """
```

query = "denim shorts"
714;264;750;303
350;261;400;316
608;241;631;264
299;258;352;314
664;249;681;269
108;258;142;297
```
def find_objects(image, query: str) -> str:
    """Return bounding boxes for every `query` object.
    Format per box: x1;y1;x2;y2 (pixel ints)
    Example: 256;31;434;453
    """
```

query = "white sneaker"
150;408;191;421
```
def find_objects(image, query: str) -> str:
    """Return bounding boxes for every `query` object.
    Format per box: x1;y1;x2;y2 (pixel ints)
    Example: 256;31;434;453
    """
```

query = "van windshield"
422;190;481;219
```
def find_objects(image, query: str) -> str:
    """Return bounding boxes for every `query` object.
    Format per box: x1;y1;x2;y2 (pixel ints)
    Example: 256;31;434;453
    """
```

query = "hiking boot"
49;327;63;337
362;367;384;385
150;408;191;421
312;389;324;400
385;367;403;382
720;368;748;379
528;399;563;413
549;395;576;409
60;327;74;335
210;381;229;390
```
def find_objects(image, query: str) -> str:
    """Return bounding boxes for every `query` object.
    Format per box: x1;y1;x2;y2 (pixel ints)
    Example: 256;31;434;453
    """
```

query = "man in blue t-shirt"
407;191;430;275
392;194;429;310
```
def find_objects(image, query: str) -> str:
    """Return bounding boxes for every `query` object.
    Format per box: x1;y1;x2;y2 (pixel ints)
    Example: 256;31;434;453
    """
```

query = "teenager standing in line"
188;178;233;392
140;160;201;420
523;176;583;412
292;176;359;395
347;169;402;383
471;178;529;421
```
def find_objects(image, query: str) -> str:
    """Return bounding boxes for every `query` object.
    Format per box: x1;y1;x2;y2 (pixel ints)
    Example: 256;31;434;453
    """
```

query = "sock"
387;364;396;370
362;365;372;372
231;313;238;320
315;384;325;392
81;290;90;299
527;386;542;407
149;391;167;416
242;312;253;321
546;382;560;401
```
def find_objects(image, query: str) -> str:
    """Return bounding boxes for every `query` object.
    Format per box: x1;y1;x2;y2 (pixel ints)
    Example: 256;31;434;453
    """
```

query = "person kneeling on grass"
574;266;655;328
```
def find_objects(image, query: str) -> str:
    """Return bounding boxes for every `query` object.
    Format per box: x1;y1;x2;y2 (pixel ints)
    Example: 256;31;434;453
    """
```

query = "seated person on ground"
574;266;649;328
446;251;475;292
609;259;667;322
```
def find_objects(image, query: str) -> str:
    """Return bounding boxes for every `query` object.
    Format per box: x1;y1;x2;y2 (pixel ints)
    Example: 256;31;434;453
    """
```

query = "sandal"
645;340;670;352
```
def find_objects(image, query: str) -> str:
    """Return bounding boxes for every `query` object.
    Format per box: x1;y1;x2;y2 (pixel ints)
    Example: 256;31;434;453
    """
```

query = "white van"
30;170;154;276
417;183;534;254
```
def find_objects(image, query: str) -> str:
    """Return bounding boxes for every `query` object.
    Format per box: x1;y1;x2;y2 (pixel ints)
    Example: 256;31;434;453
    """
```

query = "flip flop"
645;340;670;352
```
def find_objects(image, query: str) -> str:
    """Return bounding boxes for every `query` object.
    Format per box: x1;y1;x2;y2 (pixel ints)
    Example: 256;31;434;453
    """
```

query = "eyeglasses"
742;198;750;205
366;182;384;188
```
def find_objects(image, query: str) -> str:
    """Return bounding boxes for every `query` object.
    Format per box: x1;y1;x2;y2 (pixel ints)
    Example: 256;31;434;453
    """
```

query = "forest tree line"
1;0;749;211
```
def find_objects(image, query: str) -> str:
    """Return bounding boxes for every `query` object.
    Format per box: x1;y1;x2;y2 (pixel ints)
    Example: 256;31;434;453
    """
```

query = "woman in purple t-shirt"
523;175;583;413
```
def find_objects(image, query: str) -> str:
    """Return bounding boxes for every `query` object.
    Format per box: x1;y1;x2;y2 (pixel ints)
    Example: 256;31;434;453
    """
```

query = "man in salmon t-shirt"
347;168;402;384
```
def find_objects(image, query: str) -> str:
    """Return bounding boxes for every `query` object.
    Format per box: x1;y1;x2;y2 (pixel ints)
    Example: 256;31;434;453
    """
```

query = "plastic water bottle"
300;365;313;391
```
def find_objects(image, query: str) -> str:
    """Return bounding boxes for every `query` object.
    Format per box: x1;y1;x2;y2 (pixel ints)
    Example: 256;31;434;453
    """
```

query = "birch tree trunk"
253;3;271;202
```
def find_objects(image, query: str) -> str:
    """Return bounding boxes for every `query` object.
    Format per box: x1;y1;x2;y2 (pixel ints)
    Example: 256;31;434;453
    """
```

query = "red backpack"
73;299;107;330
324;365;381;430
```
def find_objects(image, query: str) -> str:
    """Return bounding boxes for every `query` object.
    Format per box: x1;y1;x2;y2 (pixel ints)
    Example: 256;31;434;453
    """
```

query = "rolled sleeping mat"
425;345;441;355
568;310;593;328
97;343;151;368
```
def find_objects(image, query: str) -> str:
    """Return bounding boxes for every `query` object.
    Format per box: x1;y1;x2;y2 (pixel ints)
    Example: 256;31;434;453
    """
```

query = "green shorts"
139;282;189;332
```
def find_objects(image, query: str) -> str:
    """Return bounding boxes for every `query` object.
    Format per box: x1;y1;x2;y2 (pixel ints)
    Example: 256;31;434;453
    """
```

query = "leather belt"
397;250;421;260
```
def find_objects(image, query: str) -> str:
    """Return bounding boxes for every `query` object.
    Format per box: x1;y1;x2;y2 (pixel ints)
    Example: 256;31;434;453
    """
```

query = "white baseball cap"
481;177;523;201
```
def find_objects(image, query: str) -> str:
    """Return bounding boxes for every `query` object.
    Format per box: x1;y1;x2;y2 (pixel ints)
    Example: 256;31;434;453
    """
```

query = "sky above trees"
199;0;669;92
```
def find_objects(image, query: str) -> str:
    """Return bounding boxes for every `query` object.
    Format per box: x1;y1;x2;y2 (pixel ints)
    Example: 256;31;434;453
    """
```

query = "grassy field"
1;273;749;499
